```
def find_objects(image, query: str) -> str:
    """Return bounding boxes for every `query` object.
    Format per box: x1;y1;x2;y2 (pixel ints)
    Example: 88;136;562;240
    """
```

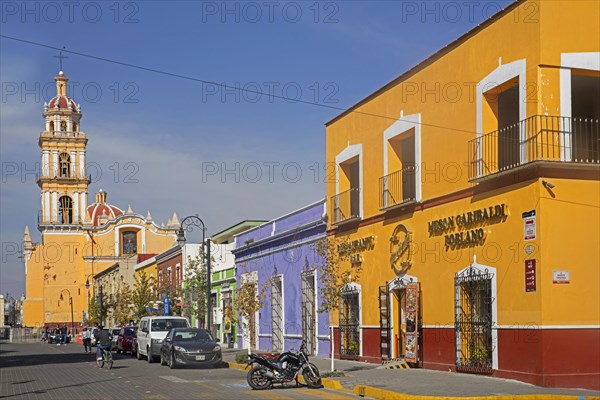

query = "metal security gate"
455;266;494;373
379;284;391;359
340;285;360;360
301;270;316;355
271;276;283;352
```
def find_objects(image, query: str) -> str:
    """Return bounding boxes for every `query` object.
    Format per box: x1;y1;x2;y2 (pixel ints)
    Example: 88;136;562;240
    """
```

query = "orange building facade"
22;71;179;330
325;0;599;389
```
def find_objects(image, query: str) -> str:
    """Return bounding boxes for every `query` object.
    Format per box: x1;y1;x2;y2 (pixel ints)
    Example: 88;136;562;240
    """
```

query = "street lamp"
176;215;212;333
59;289;74;335
84;274;94;309
85;278;103;326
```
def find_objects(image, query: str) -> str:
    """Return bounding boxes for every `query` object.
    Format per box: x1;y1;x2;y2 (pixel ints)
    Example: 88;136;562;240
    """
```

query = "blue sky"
0;0;512;296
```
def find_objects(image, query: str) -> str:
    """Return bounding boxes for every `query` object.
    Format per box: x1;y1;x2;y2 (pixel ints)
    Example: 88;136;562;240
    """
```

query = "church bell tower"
37;71;90;229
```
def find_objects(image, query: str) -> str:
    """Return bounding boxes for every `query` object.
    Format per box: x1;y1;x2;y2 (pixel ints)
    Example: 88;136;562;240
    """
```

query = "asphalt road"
0;342;362;400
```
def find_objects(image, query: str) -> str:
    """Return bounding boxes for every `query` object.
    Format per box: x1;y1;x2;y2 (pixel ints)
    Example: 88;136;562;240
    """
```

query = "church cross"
53;49;68;71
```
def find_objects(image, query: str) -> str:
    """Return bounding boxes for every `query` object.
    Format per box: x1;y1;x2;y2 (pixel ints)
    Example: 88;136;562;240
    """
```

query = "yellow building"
22;71;178;330
325;0;598;390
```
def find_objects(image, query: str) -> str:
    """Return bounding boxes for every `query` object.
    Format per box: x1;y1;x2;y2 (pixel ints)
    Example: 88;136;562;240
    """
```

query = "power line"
1;34;475;135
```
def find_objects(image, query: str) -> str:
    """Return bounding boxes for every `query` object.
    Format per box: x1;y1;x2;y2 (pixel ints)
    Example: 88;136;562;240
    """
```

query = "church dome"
87;190;123;226
48;95;78;111
46;72;80;113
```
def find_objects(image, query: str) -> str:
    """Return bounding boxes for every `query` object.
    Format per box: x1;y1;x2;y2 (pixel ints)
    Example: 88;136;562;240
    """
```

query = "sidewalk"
222;349;599;399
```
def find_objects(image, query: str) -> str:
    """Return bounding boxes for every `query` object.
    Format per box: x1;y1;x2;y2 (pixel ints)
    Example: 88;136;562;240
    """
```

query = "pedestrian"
61;324;68;345
56;325;61;345
82;326;91;353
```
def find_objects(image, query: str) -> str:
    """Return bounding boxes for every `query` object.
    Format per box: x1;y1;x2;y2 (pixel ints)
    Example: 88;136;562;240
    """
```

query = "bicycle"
96;347;114;369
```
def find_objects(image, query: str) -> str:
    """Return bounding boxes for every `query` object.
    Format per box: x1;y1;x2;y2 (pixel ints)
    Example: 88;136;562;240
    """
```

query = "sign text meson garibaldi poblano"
428;204;507;248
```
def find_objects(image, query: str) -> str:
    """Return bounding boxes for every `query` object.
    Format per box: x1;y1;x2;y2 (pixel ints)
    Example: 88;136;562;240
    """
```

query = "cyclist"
95;325;113;362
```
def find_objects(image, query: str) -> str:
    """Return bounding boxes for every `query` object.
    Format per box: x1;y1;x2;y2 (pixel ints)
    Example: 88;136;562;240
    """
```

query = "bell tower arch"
37;71;90;229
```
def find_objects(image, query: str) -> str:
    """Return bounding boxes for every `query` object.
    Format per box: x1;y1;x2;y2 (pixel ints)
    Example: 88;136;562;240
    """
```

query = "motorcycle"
246;340;322;390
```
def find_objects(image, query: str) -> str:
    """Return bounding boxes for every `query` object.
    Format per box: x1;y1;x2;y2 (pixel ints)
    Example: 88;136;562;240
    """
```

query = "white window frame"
335;144;363;219
559;52;600;161
476;58;527;173
383;112;422;203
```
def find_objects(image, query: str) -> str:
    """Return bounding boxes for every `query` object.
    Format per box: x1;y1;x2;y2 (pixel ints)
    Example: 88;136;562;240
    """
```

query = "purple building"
233;199;329;357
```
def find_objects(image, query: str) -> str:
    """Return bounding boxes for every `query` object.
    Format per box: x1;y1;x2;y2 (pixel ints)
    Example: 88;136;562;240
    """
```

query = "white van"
136;316;190;363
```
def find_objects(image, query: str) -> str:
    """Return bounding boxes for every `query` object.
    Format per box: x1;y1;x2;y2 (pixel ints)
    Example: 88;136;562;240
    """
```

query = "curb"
226;362;248;371
225;362;596;400
352;386;598;400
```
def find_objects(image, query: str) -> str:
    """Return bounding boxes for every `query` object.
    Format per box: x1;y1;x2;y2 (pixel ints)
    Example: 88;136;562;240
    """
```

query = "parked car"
136;316;190;363
117;326;137;355
111;327;121;349
159;328;222;369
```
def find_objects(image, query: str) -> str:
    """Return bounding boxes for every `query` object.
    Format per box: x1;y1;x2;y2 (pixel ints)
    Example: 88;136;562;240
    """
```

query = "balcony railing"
40;131;87;140
468;115;599;180
379;166;416;210
331;188;361;225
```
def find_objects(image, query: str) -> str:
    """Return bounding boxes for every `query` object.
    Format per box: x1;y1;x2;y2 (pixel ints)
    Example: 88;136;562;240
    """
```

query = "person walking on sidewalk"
61;324;68;345
82;327;91;353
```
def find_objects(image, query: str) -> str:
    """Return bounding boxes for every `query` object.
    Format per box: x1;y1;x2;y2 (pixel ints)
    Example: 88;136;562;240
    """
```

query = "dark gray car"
159;328;222;369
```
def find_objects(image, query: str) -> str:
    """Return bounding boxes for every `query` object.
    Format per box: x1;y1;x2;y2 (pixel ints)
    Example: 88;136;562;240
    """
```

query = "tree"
313;236;356;312
182;250;208;325
132;271;155;320
232;264;271;352
112;278;134;325
88;290;111;326
159;278;182;316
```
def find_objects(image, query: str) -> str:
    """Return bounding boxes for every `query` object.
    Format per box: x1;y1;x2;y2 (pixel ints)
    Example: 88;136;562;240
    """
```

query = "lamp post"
59;289;74;334
85;278;103;326
176;215;211;333
84;274;94;311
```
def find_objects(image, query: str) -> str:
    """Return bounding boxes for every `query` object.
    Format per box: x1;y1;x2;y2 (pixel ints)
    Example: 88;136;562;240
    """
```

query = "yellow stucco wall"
325;0;599;332
23;217;175;327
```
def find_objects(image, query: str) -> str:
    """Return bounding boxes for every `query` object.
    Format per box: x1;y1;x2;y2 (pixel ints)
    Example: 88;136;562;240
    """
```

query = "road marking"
160;375;188;383
296;388;357;399
246;389;295;400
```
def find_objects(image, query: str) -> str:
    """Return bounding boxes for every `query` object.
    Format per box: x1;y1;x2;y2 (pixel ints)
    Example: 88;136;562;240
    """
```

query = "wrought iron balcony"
379;167;416;210
331;188;361;225
468;115;599;181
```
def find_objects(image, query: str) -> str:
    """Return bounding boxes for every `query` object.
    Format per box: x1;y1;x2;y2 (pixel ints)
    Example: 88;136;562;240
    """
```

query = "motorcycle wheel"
247;366;272;390
302;363;322;389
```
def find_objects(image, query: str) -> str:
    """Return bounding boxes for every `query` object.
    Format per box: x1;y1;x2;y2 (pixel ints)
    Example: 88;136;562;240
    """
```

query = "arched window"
59;153;71;178
122;230;138;255
49;121;55;131
58;196;73;224
73;123;78;132
60;121;67;131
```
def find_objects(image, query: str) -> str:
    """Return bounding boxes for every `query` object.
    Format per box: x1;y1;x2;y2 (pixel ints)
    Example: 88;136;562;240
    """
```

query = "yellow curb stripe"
385;364;410;369
351;386;594;400
226;362;250;371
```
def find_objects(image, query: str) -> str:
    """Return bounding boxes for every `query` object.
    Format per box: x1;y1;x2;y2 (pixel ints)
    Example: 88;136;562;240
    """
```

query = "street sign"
164;298;170;315
525;259;536;292
522;210;536;241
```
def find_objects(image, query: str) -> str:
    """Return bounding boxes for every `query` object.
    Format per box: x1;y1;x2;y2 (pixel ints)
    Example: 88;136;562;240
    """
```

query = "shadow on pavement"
0;378;115;399
0;352;98;368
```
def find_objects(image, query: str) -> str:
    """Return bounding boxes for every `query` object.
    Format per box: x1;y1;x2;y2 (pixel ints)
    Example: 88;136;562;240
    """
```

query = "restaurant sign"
428;204;507;249
338;235;375;265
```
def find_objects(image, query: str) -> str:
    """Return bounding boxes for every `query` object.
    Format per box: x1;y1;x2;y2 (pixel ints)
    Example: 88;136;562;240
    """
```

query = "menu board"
404;283;420;363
